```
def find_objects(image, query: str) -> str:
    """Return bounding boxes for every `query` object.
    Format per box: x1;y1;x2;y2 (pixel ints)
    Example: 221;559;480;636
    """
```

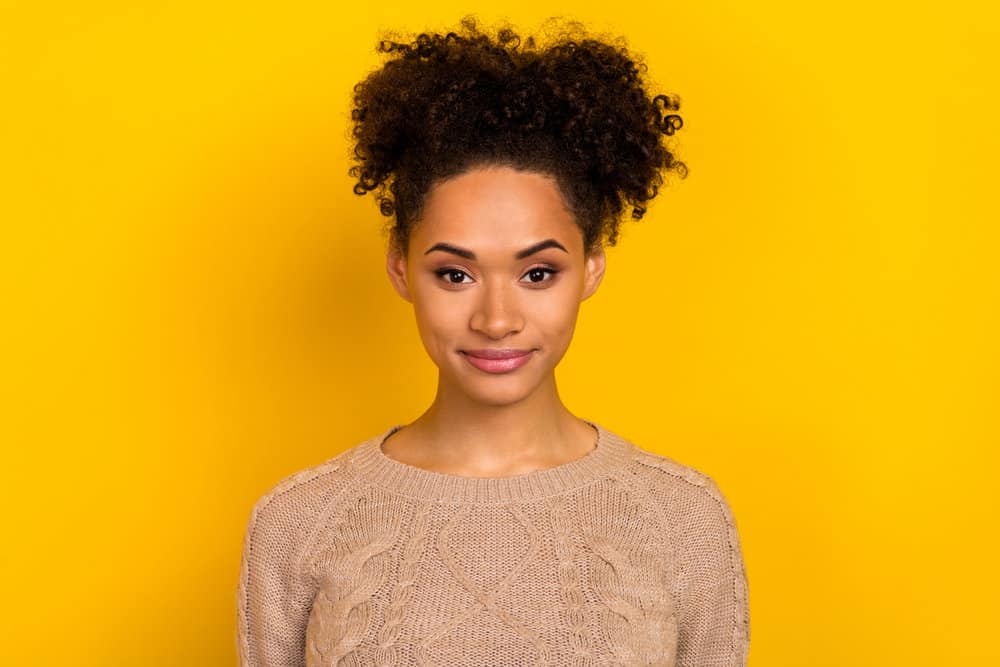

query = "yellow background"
2;1;997;664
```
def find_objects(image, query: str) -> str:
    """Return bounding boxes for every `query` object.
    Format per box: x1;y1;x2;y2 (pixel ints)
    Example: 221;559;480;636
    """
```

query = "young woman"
237;17;750;667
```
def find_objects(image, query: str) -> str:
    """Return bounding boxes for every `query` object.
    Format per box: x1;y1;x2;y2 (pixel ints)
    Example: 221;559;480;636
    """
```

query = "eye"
521;267;560;285
434;268;473;285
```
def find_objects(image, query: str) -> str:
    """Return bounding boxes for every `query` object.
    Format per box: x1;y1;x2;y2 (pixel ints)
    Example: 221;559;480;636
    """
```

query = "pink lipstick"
461;348;534;374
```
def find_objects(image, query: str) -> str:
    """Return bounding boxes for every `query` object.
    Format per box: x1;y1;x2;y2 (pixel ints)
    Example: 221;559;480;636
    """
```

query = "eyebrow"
423;238;569;260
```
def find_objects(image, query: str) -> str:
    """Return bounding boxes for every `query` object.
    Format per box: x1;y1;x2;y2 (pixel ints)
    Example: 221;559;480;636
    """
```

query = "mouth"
462;348;534;360
460;348;536;374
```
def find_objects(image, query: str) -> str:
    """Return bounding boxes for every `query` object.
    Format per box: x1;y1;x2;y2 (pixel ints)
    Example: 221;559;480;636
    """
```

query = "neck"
391;373;596;477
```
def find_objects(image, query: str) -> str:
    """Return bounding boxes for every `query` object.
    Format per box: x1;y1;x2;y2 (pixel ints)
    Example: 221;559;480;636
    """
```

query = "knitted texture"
236;421;750;666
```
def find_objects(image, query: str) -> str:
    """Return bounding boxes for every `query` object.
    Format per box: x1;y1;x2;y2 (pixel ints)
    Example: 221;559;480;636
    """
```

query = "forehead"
414;166;580;253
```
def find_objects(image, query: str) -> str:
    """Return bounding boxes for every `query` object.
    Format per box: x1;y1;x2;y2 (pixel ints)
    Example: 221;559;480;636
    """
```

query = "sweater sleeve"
674;476;751;667
236;490;315;667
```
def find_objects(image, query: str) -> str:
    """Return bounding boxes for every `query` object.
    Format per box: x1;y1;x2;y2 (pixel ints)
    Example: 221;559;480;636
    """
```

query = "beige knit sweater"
236;420;750;666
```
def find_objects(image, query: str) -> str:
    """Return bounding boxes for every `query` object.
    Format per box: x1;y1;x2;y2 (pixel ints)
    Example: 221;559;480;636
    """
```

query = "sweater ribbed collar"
350;420;633;504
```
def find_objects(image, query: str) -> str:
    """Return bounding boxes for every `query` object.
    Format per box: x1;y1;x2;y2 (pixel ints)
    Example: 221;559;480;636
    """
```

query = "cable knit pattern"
236;421;750;666
374;501;431;666
578;478;677;667
545;494;595;663
304;487;404;665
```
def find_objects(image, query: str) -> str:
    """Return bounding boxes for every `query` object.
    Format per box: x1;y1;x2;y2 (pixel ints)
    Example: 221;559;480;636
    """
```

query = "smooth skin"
384;165;607;478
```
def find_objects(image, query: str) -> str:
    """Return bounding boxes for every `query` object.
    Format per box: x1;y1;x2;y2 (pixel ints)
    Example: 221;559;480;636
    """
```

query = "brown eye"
522;267;560;284
434;268;473;284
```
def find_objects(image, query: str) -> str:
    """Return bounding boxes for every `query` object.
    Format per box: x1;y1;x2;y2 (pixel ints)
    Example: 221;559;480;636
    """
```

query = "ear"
386;242;413;303
580;244;606;302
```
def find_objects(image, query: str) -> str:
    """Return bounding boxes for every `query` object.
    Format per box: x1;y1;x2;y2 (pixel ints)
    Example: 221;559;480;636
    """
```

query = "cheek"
528;292;580;344
412;292;465;347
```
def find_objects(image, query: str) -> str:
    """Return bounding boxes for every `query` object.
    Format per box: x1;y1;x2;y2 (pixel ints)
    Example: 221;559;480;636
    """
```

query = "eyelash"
433;266;561;287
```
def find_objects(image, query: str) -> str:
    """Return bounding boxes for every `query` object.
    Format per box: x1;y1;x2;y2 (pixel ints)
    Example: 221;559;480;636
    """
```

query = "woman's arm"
236;491;314;667
674;476;751;667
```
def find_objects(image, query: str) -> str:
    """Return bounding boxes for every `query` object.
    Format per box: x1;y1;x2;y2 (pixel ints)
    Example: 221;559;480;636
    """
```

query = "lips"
462;348;533;360
461;348;535;374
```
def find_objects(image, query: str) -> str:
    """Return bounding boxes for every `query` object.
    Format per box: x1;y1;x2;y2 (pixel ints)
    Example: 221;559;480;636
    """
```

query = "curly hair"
349;16;686;255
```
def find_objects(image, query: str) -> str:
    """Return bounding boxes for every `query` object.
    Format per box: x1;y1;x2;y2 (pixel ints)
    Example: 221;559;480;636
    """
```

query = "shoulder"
617;436;748;589
241;434;372;539
617;436;743;532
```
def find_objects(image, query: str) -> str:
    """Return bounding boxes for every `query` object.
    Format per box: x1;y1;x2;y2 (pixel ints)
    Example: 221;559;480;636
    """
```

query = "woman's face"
386;165;606;407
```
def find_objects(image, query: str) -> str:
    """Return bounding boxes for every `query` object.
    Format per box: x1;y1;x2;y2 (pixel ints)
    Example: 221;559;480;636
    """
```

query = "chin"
443;366;546;406
465;385;539;408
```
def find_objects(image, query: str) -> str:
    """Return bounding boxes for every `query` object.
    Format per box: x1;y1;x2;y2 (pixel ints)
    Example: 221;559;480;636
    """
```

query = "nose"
469;277;524;339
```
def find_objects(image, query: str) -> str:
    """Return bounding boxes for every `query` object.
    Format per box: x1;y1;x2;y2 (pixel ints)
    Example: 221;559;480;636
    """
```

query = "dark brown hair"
349;16;686;255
